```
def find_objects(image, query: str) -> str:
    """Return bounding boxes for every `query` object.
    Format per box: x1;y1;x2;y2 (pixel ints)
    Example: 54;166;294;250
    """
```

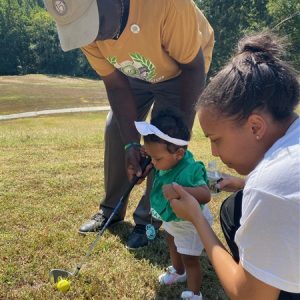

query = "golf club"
49;156;152;283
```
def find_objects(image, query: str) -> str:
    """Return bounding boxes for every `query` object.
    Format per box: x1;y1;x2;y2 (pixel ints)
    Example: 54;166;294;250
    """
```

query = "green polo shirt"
150;150;208;222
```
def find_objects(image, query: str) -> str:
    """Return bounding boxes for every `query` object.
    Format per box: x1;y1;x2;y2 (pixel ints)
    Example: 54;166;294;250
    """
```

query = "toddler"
135;109;213;300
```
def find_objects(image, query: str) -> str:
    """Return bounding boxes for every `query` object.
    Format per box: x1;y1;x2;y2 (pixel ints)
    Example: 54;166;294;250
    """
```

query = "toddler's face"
144;142;182;171
198;106;262;175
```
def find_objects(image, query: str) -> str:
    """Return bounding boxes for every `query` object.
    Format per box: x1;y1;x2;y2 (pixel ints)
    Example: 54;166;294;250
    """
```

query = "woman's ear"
248;113;267;141
175;148;185;160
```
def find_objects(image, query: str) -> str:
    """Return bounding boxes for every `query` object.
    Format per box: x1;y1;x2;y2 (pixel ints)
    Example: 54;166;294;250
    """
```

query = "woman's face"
198;106;263;175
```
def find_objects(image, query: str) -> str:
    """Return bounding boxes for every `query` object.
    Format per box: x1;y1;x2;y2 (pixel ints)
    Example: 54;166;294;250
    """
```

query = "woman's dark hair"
144;108;191;153
197;31;299;122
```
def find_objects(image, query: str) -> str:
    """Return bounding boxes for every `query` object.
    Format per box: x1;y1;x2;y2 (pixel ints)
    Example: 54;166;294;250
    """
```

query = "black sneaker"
79;210;121;234
126;224;149;250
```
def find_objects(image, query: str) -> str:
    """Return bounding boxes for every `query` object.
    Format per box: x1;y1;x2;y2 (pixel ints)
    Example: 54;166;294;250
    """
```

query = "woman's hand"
163;184;180;200
217;175;245;192
165;183;202;224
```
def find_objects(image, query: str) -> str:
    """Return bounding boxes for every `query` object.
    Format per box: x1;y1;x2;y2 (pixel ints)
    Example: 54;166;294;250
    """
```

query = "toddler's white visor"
135;121;188;146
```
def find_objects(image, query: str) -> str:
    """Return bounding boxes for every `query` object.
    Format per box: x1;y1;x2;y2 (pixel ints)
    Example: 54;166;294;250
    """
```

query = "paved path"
0;106;111;121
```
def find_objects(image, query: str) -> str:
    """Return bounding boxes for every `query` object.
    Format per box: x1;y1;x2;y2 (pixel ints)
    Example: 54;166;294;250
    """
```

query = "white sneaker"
181;290;203;300
158;266;187;285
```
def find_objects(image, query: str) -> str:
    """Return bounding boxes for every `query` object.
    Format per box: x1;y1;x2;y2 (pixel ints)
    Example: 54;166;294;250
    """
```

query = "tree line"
0;0;299;78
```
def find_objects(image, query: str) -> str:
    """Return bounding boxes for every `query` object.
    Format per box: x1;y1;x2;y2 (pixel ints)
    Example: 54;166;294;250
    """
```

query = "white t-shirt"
235;117;300;293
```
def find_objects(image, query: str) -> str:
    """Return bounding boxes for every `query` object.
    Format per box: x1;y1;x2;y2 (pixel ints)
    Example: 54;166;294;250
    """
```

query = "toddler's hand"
163;184;179;200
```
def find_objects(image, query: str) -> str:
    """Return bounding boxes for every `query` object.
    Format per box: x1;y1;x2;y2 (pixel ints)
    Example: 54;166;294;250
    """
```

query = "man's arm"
179;48;206;131
101;70;142;177
102;69;139;144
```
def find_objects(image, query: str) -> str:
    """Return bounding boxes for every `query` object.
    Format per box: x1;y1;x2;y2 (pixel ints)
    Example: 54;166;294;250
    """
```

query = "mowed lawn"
0;75;107;115
0;75;233;299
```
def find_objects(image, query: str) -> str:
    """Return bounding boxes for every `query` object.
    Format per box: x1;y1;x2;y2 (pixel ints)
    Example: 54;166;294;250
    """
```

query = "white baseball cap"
43;0;99;51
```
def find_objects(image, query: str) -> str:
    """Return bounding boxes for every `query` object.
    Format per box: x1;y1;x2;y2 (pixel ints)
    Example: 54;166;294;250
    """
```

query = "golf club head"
49;269;73;283
48;157;152;284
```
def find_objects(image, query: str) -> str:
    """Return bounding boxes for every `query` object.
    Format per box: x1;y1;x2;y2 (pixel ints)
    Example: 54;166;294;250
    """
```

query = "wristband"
124;142;141;151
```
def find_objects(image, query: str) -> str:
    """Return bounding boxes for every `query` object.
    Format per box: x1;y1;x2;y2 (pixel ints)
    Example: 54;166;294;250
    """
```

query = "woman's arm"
167;183;280;300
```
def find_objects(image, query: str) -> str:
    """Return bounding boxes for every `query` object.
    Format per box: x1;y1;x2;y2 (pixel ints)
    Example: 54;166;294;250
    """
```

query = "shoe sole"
78;220;123;235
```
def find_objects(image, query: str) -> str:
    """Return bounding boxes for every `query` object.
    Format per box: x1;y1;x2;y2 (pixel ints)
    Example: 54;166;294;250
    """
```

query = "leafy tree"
267;0;300;68
27;7;76;74
0;0;298;77
197;0;271;75
0;0;30;74
0;0;96;77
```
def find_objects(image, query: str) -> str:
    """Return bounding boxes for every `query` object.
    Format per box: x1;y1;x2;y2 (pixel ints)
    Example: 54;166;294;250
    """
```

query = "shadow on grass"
108;221;170;267
108;221;227;300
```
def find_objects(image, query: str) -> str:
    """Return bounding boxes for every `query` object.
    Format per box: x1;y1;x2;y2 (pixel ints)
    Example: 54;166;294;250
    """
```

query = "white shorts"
162;205;213;256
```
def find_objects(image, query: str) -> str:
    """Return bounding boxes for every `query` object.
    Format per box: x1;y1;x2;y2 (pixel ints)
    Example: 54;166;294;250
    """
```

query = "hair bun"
238;32;285;60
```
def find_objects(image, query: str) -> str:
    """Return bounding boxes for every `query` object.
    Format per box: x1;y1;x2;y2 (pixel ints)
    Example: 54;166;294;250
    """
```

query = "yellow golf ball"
56;279;70;292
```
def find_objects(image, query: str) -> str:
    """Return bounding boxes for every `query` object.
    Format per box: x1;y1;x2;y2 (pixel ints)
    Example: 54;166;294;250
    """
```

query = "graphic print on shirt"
107;53;157;82
150;208;163;221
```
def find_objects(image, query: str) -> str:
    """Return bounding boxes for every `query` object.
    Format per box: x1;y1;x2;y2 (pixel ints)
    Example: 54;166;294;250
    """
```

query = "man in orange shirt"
44;0;214;250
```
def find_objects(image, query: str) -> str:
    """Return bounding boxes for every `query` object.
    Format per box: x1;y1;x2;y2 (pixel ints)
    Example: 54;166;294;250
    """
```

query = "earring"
256;136;260;140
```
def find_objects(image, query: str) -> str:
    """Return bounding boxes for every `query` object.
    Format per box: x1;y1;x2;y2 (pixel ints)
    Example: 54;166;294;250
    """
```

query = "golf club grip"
109;155;151;219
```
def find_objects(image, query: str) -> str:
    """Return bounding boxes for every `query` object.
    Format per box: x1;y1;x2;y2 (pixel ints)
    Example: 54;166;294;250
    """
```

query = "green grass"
0;75;108;115
0;113;229;300
0;75;232;299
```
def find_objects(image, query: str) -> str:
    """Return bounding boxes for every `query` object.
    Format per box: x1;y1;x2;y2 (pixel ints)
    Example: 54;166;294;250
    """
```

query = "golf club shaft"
74;156;152;275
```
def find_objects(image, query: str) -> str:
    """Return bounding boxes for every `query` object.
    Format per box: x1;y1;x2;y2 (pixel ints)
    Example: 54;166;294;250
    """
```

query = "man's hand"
125;146;142;181
125;147;153;183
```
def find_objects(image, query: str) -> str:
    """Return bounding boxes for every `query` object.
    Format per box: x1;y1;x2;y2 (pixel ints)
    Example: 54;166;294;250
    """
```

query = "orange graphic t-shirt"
82;0;214;83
